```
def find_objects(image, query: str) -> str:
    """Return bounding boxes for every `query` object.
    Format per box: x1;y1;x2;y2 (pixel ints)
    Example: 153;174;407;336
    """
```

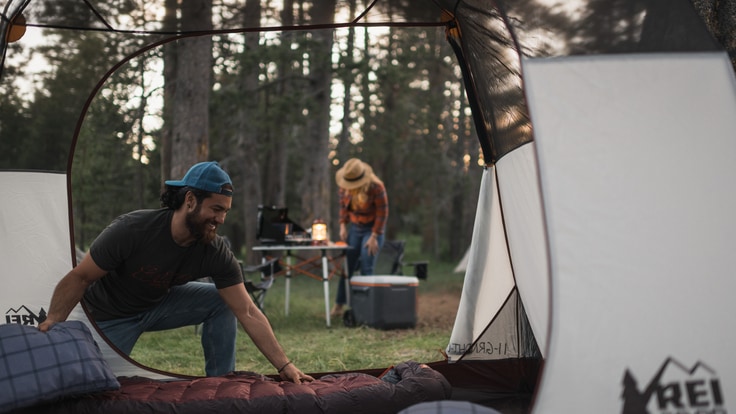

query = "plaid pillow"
0;320;120;413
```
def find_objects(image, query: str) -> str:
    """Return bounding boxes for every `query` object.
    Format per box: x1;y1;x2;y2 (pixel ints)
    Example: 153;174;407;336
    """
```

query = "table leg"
322;250;331;327
285;251;292;316
343;254;351;307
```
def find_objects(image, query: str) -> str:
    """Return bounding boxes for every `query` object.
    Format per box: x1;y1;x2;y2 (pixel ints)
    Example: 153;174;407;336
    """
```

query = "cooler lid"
350;275;419;286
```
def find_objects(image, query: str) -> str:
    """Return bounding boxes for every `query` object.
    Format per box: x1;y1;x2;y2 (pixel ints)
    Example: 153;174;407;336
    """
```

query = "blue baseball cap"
165;161;233;196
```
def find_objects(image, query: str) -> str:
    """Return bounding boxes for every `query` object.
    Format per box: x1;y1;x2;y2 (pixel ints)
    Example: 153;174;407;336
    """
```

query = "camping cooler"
349;275;419;329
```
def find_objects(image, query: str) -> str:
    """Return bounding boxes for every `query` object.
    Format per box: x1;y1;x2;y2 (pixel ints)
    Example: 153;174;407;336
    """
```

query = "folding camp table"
252;243;349;327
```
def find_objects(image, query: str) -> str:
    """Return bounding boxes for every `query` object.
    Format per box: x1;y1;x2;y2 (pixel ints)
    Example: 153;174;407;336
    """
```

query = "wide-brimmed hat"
165;161;233;196
335;158;374;190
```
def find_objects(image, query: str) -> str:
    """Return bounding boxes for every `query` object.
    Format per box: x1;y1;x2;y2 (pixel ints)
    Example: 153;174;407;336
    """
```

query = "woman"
331;158;389;317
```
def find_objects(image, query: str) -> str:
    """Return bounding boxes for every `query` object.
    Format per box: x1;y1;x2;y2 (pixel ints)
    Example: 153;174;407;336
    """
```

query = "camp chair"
373;240;428;279
195;257;280;334
221;235;280;310
242;257;281;311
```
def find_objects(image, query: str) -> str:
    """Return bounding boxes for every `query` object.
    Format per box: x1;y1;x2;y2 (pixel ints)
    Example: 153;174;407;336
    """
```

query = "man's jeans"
94;282;237;376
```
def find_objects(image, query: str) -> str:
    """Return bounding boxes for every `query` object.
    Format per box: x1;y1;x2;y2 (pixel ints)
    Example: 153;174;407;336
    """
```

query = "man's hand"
38;317;60;332
40;254;106;334
279;362;315;384
220;285;315;385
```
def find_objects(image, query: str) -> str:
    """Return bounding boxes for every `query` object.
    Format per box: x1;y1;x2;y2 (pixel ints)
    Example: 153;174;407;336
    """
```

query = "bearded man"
39;161;313;383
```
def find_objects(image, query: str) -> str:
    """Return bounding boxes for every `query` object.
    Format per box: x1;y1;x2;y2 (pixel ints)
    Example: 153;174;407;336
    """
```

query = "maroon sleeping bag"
20;361;451;414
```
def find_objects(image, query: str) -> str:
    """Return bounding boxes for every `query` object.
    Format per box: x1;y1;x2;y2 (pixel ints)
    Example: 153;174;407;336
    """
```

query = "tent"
3;0;736;413
452;246;469;274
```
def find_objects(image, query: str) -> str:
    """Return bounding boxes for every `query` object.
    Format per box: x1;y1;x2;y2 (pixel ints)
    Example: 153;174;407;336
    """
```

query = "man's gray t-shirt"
83;209;243;321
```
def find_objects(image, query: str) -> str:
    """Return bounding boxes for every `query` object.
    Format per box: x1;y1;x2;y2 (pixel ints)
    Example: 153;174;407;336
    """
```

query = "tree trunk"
263;0;295;207
239;0;263;263
171;0;212;178
300;0;336;226
336;0;356;162
332;0;357;236
160;0;177;183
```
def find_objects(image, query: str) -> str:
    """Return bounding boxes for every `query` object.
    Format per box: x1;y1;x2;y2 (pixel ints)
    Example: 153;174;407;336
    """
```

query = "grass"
131;241;464;377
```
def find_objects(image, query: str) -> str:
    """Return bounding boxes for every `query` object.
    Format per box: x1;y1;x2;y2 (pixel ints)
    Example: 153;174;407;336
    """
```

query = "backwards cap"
164;161;233;196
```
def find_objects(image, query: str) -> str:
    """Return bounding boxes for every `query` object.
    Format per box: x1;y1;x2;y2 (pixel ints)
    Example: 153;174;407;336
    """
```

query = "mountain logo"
622;357;726;414
5;305;47;326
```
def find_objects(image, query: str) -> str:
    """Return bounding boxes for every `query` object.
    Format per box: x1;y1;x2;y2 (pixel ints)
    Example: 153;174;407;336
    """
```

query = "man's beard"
185;204;217;244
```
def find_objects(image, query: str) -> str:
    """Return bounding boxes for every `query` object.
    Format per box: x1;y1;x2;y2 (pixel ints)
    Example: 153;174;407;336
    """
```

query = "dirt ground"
416;291;461;330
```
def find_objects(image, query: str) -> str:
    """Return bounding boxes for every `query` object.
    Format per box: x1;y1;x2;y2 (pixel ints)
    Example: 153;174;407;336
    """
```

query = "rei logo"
621;357;726;414
4;305;47;326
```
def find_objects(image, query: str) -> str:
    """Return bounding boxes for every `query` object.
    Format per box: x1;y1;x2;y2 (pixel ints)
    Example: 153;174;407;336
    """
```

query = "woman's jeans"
335;223;384;305
94;282;237;376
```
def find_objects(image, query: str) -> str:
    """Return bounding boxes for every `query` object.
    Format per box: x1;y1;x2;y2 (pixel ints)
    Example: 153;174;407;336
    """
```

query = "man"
39;161;313;383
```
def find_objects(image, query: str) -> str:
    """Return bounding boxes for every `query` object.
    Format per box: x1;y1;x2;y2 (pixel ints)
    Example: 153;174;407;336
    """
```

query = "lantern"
311;219;327;245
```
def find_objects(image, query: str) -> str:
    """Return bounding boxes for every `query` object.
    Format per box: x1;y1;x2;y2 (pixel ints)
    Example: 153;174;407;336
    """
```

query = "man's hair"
160;186;211;210
160;183;234;210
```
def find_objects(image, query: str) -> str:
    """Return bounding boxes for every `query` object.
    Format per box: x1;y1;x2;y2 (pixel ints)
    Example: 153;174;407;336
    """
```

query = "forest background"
0;1;482;264
4;0;731;263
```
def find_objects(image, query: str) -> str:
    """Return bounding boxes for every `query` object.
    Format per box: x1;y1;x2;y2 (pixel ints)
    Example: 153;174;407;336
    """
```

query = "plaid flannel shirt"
338;182;389;235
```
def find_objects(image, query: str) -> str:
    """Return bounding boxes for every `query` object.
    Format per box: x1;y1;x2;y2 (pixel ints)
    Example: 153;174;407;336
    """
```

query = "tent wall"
453;248;469;274
0;170;179;380
496;143;549;356
447;167;515;361
524;52;736;412
447;161;545;361
1;171;70;308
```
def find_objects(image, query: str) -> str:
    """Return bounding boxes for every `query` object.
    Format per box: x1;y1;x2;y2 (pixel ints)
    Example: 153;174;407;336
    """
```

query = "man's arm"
218;283;314;384
38;253;107;332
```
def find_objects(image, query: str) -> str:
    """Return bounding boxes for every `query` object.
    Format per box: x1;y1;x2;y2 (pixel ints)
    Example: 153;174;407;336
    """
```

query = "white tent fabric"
452;247;469;274
447;150;549;361
525;52;736;412
0;171;176;380
447;143;549;361
1;172;70;305
447;167;515;361
495;143;549;356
